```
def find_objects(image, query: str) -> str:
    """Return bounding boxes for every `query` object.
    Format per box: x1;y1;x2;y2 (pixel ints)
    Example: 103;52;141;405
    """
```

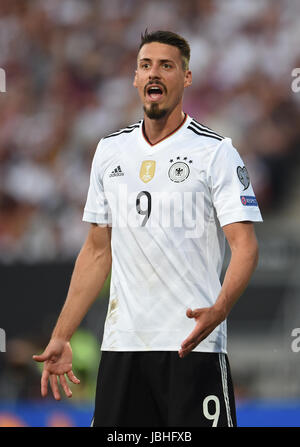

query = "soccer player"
33;30;263;427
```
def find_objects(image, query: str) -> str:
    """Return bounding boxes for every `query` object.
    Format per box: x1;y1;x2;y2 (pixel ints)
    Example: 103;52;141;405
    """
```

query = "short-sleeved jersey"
83;114;263;353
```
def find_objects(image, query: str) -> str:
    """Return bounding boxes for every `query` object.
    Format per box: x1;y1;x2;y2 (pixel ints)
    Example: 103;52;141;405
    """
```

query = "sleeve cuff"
218;209;263;228
82;209;112;225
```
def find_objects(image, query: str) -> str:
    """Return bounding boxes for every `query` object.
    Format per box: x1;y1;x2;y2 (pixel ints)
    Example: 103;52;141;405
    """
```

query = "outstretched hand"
178;306;225;358
33;339;80;400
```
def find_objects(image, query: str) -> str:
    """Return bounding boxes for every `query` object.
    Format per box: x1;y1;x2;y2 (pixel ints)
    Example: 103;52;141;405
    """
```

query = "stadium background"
0;0;300;427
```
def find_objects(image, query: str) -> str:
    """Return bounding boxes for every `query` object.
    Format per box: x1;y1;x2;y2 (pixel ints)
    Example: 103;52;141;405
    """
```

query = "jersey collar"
139;113;190;151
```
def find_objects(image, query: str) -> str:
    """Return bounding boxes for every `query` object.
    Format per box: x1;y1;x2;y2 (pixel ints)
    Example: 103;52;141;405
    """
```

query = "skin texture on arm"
178;221;259;358
33;223;112;399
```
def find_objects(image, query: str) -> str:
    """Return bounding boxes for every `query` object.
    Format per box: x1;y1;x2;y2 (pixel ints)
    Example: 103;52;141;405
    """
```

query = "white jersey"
83;114;263;353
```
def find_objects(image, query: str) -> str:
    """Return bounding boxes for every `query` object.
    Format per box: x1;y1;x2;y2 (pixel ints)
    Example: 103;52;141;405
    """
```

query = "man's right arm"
33;223;112;399
51;223;112;341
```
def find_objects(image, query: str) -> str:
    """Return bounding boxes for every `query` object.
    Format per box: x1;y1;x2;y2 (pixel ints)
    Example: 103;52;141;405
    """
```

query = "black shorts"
92;351;237;427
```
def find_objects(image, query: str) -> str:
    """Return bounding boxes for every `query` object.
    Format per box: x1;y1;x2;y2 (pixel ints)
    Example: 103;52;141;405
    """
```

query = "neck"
143;104;185;145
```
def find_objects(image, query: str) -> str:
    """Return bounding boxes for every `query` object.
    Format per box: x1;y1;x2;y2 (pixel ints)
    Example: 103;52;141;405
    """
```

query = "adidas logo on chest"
109;165;124;177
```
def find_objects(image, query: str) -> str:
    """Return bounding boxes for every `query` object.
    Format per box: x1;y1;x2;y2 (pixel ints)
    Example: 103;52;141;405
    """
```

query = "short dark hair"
139;29;190;70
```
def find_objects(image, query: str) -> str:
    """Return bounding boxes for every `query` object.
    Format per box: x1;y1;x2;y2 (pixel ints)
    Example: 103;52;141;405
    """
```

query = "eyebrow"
138;58;175;64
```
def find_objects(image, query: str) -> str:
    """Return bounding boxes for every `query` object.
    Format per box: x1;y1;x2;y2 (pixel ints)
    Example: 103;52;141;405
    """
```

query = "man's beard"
143;103;168;120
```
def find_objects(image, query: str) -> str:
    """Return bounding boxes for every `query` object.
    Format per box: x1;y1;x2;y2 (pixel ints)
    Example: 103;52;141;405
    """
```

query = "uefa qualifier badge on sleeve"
240;195;258;207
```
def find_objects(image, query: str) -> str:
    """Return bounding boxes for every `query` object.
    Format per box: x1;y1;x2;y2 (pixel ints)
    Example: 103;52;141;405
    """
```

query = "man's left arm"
178;221;259;358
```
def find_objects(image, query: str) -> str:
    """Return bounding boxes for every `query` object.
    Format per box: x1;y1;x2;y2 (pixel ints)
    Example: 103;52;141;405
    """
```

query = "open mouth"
146;84;164;102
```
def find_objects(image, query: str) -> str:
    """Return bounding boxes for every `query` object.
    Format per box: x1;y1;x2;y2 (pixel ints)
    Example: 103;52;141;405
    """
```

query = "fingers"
181;336;198;353
178;340;200;358
179;313;208;358
59;374;73;398
179;311;202;358
50;374;61;401
33;353;49;362
33;349;58;364
179;307;212;357
181;337;198;352
33;341;80;399
186;308;195;318
67;370;80;385
179;333;203;358
181;324;203;349
41;370;80;400
41;369;50;397
179;326;212;358
186;308;203;319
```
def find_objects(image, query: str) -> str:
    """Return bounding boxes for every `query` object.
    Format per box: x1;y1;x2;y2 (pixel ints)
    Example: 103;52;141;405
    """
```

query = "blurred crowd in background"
0;0;300;420
0;0;299;264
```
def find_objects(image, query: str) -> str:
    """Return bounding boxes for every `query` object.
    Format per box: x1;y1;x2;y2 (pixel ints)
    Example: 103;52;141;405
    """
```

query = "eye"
141;63;150;69
162;63;172;69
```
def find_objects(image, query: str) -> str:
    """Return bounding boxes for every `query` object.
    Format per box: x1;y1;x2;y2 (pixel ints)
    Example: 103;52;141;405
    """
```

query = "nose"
148;63;161;80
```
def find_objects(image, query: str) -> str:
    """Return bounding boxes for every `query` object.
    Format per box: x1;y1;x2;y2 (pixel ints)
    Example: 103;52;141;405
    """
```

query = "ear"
184;70;192;88
133;70;138;88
